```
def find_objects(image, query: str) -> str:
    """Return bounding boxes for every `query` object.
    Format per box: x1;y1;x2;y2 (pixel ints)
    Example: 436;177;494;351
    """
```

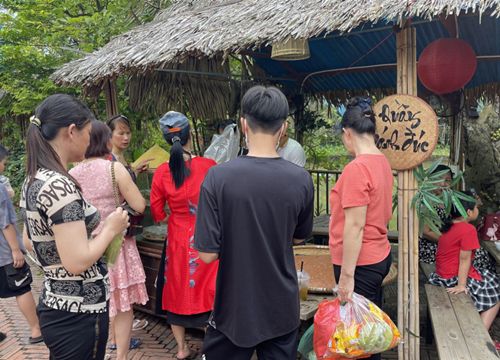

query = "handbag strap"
110;161;120;208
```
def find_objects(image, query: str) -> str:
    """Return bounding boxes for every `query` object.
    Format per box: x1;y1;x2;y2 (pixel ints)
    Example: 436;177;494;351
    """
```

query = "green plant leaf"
428;169;451;180
414;165;424;182
424;191;442;205
454;191;476;204
422;197;439;217
442;190;451;214
424;159;443;177
451;193;468;219
450;171;464;187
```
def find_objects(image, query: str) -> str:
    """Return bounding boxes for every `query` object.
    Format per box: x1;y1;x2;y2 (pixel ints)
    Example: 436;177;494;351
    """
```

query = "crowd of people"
0;85;498;359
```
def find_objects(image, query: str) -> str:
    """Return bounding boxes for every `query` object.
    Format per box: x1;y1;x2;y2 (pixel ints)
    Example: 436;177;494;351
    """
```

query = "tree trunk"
463;105;500;213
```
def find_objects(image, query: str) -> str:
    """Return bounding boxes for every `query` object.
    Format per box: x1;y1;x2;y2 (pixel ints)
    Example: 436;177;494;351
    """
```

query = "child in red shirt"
429;191;500;331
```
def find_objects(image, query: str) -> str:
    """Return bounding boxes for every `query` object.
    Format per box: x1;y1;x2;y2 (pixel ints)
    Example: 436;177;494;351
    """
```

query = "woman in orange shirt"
329;97;393;314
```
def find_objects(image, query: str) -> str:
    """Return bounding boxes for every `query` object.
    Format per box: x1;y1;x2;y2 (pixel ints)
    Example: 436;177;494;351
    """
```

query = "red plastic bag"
313;293;400;359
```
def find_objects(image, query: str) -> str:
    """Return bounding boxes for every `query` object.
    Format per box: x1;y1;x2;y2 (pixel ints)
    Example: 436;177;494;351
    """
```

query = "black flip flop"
29;335;44;344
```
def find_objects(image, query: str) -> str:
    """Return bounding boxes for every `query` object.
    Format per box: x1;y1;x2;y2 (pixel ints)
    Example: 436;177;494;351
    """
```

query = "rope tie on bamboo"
397;187;419;191
30;115;41;128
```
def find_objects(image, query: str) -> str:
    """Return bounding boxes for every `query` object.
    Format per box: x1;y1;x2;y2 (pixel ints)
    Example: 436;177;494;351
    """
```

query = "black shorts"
0;264;31;298
202;326;299;360
333;253;392;307
37;303;109;360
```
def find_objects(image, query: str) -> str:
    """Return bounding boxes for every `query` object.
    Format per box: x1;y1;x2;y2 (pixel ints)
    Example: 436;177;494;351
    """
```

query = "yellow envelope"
131;144;170;170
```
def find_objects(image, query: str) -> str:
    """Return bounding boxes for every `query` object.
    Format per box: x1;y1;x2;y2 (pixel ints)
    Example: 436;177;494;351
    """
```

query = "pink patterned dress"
70;158;149;317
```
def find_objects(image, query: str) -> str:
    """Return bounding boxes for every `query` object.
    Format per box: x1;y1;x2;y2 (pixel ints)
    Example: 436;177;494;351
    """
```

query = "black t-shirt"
194;156;314;347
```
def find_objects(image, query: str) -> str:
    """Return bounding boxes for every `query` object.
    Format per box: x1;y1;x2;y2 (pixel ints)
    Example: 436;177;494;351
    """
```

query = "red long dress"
150;157;218;317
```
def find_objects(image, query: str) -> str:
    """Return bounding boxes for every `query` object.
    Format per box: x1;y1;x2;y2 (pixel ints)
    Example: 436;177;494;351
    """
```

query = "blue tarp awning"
251;14;500;95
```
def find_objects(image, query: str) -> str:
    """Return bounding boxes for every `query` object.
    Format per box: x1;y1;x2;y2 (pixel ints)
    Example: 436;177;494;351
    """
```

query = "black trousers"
333;253;392;360
37;303;109;360
203;326;299;360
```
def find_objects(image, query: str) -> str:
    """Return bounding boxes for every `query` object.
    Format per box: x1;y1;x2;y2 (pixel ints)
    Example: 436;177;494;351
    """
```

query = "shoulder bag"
111;161;144;237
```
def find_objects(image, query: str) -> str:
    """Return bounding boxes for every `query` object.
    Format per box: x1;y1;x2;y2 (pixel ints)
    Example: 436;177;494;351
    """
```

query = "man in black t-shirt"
194;86;314;359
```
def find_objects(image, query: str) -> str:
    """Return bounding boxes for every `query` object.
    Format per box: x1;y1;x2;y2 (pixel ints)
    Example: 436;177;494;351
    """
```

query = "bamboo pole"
396;29;405;360
396;25;419;360
410;27;420;360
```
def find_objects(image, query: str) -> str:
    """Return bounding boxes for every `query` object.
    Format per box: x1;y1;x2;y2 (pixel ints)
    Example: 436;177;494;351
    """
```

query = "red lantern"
417;38;477;95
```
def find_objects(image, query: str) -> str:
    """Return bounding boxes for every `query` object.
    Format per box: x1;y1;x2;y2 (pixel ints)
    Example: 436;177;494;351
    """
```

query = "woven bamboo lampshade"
271;37;310;61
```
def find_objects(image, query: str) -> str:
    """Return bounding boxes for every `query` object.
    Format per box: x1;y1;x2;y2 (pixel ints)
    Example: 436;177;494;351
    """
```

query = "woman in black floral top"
21;94;129;360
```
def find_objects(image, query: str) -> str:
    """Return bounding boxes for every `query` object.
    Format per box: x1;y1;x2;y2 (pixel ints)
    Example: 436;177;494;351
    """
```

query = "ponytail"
168;135;191;188
26;94;95;190
159;111;192;188
440;216;454;234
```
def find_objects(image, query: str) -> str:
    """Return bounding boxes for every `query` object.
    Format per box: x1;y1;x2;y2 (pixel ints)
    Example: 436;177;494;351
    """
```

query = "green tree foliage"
0;0;171;116
0;0;171;196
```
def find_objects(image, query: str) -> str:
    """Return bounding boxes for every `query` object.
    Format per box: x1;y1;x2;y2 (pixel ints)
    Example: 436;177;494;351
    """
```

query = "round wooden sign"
373;94;438;170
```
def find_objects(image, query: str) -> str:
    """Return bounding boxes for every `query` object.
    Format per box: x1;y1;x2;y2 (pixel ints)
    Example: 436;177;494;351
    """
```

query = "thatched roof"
52;0;500;88
50;0;500;120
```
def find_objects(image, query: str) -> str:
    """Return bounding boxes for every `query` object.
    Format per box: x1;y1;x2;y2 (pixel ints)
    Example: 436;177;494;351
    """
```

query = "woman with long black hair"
150;111;218;359
20;94;129;359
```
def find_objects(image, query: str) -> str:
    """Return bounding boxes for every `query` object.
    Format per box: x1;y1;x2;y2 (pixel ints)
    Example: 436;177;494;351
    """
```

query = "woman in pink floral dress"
70;121;148;360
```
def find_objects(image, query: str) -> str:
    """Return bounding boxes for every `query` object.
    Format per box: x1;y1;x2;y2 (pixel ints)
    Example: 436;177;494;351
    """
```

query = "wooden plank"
425;284;472;359
481;241;500;264
419;262;436;279
449;292;499;359
300;294;332;321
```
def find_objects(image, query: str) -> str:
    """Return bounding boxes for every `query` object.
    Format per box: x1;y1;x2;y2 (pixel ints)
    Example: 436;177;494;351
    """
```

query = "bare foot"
176;344;192;359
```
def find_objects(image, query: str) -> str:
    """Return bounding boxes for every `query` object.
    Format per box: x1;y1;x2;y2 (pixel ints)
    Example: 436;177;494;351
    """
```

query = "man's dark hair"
85;121;112;158
0;145;9;162
241;86;289;133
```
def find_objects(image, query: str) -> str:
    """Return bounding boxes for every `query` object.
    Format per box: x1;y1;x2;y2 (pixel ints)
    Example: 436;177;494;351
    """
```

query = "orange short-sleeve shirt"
329;154;393;266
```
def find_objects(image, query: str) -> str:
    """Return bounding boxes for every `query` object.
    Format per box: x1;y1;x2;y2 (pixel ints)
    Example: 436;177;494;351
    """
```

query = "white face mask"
242;120;285;150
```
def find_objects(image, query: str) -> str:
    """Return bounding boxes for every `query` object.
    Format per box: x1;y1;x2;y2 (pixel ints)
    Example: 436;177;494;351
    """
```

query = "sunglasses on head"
107;114;129;126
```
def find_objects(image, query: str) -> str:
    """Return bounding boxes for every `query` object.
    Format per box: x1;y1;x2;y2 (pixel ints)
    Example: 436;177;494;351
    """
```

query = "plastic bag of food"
313;292;400;359
104;234;124;265
204;124;240;164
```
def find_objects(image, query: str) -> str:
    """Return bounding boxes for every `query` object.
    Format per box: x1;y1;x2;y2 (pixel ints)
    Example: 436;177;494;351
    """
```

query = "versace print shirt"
20;168;108;313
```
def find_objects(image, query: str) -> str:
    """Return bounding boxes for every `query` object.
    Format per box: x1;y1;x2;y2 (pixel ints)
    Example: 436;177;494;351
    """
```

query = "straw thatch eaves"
51;0;500;119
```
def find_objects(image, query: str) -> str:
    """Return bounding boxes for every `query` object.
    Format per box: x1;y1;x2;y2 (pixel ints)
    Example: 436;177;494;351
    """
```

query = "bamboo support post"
104;79;119;119
396;25;419;360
